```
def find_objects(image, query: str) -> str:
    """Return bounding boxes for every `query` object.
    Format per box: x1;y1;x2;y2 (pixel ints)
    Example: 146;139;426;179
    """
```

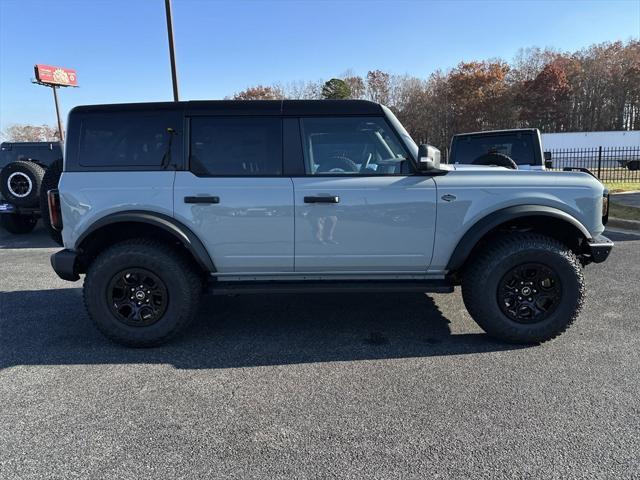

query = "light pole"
51;85;64;141
165;0;179;102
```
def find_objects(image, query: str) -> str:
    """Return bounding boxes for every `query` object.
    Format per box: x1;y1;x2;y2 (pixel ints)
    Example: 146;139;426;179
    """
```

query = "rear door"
173;115;294;274
292;116;437;273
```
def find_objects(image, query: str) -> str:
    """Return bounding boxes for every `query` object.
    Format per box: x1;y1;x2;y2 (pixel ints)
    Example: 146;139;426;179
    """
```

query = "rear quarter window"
77;111;181;169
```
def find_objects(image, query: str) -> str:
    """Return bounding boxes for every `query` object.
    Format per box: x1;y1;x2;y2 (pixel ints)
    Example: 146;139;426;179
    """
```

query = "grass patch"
603;182;640;193
610;202;640;221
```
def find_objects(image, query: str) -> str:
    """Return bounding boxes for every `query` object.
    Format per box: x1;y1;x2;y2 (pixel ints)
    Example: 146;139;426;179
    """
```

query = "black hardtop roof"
70;99;384;116
453;128;540;138
1;141;61;149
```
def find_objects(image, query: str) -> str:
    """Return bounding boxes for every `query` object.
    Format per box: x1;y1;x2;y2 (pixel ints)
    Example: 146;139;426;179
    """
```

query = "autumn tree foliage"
447;60;512;133
229;40;639;151
518;62;572;131
232;85;283;100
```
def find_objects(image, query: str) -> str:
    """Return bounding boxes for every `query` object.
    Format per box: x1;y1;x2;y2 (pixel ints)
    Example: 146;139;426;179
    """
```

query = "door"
293;116;437;273
173;116;294;274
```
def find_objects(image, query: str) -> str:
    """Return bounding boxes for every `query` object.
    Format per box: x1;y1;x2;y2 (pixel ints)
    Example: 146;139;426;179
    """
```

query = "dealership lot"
1;226;639;479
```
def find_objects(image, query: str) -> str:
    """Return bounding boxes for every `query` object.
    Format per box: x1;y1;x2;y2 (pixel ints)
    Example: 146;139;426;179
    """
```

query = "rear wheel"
0;214;38;234
83;239;203;347
462;233;585;344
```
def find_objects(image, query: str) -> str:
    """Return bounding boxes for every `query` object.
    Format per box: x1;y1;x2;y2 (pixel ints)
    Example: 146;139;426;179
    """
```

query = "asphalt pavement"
1;225;639;479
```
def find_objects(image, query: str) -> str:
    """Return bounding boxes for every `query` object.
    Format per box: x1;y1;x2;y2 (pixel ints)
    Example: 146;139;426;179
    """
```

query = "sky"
0;0;639;132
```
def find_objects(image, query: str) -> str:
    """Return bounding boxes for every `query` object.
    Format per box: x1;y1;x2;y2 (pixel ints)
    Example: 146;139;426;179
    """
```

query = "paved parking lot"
1;225;639;479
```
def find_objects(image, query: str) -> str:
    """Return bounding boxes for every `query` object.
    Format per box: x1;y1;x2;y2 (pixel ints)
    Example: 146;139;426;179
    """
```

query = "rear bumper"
0;201;40;216
585;234;614;263
50;249;80;281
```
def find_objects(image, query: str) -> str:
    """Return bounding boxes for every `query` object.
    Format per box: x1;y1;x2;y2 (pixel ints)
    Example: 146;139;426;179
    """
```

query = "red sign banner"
34;64;78;87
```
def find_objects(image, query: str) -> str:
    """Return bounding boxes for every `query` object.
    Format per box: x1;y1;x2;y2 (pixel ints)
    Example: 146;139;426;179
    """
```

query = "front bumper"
51;249;80;281
585;234;614;263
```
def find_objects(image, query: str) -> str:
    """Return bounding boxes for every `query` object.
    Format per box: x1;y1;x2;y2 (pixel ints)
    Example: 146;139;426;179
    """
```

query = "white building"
541;131;639;150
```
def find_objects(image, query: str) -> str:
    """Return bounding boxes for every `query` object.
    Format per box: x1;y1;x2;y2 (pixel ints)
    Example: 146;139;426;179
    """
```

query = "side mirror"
417;144;441;171
544;151;552;169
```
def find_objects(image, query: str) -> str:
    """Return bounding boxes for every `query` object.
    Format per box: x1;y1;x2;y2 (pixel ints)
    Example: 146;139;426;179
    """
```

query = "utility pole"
51;86;64;141
165;0;180;101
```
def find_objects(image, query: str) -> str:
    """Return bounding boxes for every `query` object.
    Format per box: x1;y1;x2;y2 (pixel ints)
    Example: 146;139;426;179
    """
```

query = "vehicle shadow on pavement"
0;288;522;370
0;226;58;249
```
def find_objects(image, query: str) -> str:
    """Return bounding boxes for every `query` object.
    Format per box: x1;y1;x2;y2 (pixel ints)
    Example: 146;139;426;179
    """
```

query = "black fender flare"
446;205;591;272
75;210;215;272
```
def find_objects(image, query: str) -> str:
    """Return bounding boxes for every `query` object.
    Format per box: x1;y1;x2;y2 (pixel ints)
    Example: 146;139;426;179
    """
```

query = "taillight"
47;189;62;231
602;191;609;225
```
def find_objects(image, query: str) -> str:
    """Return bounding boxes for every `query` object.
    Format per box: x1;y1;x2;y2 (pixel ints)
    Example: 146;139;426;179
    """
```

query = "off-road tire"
461;233;585;344
0;161;46;207
83;239;203;347
39;159;63;245
0;214;38;234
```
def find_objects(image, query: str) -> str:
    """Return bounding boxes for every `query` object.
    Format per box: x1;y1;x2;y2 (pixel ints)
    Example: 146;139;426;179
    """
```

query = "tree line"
231;40;640;151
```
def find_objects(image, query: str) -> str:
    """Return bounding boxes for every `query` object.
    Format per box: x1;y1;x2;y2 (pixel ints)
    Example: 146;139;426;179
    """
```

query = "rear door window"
189;117;283;176
78;112;179;168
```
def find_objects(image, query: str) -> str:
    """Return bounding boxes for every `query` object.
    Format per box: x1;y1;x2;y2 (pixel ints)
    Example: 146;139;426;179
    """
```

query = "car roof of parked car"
453;128;539;138
69;100;385;117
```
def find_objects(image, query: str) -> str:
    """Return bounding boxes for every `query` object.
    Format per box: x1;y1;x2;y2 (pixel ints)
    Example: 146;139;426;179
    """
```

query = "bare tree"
1;124;60;142
366;70;391;104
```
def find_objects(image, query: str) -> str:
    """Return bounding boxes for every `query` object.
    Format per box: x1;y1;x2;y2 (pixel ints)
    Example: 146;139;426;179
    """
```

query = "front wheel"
0;214;38;234
462;233;585;344
83;239;203;347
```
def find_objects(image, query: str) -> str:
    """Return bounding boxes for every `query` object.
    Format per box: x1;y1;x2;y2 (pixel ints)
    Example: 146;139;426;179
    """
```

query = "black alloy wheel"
497;263;562;324
107;268;169;327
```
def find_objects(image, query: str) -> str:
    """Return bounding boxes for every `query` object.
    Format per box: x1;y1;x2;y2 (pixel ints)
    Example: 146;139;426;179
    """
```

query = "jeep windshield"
452;133;537;166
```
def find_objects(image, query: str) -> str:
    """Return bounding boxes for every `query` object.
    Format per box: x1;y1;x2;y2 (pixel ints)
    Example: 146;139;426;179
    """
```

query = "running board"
207;280;454;295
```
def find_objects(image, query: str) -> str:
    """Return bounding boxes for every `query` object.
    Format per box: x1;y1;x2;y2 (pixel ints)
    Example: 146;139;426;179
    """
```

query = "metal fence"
546;146;640;183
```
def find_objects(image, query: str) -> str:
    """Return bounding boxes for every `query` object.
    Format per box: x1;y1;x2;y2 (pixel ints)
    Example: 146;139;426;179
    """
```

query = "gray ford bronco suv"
49;100;613;347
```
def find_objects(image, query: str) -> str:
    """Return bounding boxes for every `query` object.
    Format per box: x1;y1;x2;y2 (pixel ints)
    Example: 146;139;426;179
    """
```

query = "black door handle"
304;196;340;204
184;196;220;204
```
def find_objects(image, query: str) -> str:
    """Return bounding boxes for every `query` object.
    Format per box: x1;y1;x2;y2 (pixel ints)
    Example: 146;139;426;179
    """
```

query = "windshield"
453;133;537;165
381;105;418;159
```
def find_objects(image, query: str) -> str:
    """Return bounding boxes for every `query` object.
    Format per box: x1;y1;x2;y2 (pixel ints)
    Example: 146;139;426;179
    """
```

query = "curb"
607;217;640;232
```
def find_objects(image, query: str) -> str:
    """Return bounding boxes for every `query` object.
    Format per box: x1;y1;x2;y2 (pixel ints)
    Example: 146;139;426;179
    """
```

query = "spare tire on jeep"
39;158;63;245
472;153;518;170
0;160;45;207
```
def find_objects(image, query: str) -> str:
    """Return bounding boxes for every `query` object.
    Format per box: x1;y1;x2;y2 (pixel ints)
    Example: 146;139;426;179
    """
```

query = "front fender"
445;205;591;272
